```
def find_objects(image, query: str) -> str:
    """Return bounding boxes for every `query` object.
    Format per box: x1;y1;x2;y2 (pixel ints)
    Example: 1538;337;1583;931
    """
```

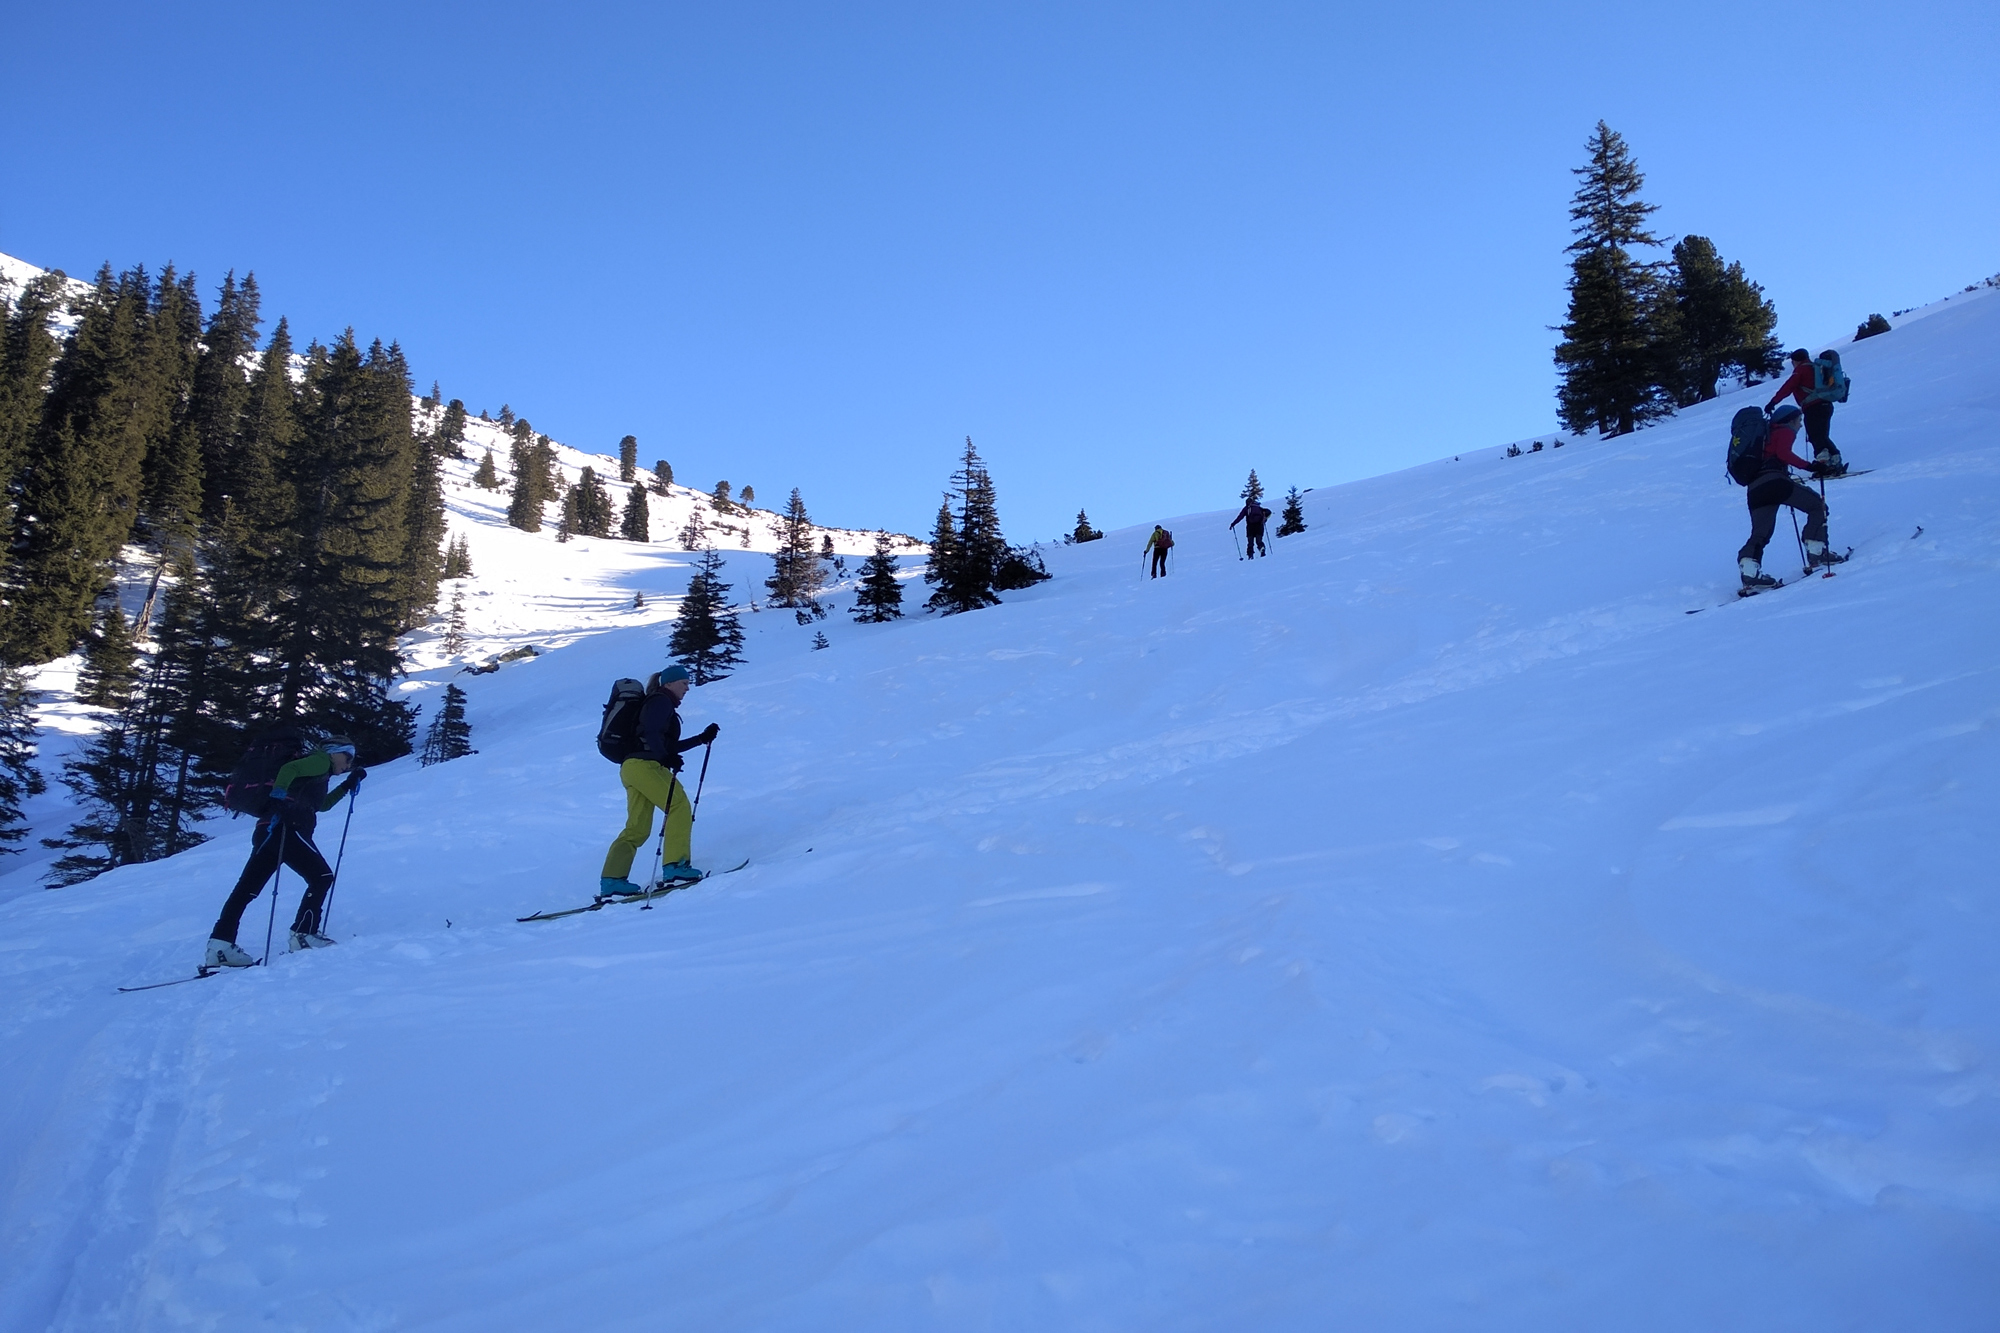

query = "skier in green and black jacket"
203;738;365;969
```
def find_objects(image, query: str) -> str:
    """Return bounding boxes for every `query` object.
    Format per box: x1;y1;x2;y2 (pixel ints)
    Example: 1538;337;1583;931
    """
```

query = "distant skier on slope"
598;664;719;897
203;735;366;969
1229;499;1273;559
1143;525;1174;578
1766;347;1850;477
1733;403;1846;590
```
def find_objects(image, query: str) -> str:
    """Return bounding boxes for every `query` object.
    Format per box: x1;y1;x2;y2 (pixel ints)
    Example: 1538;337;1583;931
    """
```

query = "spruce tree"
811;631;829;651
474;449;500;489
442;532;474;579
652;459;673;494
190;270;261;525
400;397;449;626
922;498;959;611
77;598;139;707
668;546;745;684
0;273;67;612
0;666;44;854
1069;509;1103;543
1854;313;1891;341
1656;236;1781;404
1276;486;1307;537
925;437;1011;614
1554;121;1669;437
442;582;469;656
620;483;650;541
573;467;614;538
436;398;468;459
419;683;475;765
739;485;755;506
136;267;206;558
711;480;733;512
618;434;638;482
1240;469;1264;506
556;490;577;543
852;533;905;622
766;488;827;621
506;446;546;531
676;502;708;551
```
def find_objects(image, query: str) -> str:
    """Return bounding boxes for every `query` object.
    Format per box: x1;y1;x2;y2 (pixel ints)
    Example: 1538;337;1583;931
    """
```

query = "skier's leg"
620;762;691;868
211;820;285;944
600;760;661;881
1788;482;1829;547
1739;503;1780;565
283;829;338;935
1802;402;1842;469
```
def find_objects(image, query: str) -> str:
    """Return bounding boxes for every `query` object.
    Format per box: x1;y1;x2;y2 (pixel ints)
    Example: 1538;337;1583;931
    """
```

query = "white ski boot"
288;929;337;951
203;938;256;970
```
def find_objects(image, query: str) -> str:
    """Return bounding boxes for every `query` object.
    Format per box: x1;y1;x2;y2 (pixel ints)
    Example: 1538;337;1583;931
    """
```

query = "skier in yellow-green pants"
599;663;719;896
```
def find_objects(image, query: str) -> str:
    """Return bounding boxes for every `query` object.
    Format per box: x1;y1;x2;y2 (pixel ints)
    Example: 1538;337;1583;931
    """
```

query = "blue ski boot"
599;877;645;899
658;861;704;886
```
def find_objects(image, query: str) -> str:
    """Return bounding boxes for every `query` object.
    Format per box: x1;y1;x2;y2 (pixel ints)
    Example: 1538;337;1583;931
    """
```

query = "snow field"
2;285;1998;1329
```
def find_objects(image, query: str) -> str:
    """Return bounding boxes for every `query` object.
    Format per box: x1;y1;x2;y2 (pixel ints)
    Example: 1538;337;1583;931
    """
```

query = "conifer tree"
676;503;708;551
652;459;673;494
711;480;733;512
442;532;474;579
925;437;1013;614
556;492;576;543
436;398;468;459
740;485;755;506
442;582;469;656
620;483;650;541
923;498;959;610
852;533;905;622
1276;486;1307;537
1240;469;1264;506
400;400;449;626
1655;236;1781;404
190;270;261;525
473;449;500;489
77;598;139;707
572;467;614;538
0;272;67;607
419;683;475;765
136;267;206;558
811;631;829;651
506;444;546;532
498;404;515;426
766;488;827;621
1069;509;1103;543
668;546;745;684
1554;122;1668;437
1854;313;1892;340
0;666;44;854
618;434;638;482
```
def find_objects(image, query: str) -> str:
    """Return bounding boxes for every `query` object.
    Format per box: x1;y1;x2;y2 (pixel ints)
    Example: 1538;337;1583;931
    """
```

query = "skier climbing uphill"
1230;499;1273;559
1143;525;1173;578
203;736;366;969
1766;347;1851;477
1732;403;1845;591
599;664;719;897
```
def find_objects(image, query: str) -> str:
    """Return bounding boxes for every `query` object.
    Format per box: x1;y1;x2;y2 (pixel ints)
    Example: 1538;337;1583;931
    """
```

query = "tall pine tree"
618;434;638;482
1655;236;1782;404
1554;122;1669;438
668;546;745;684
420;683;475;765
0;666;45;854
852;533;905;622
924;437;1010;614
765;488;827;621
620;483;649;542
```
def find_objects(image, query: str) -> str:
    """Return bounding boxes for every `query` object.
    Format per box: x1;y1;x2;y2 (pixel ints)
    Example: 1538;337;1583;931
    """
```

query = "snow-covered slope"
3;281;1999;1329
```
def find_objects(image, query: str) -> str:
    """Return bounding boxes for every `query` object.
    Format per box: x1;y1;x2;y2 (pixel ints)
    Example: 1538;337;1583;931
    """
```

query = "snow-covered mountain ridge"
2;261;1998;1328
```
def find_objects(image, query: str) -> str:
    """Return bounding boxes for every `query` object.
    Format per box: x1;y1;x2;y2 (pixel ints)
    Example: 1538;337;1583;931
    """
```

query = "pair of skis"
517;859;750;923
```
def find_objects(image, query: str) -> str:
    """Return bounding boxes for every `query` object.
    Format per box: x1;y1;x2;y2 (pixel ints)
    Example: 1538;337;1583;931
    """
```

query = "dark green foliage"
419;683;475;765
739;485;755;506
618;434;638;482
711;480;733;512
1554;123;1668;438
924;437;1015;614
993;545;1051;591
136;267;206;557
0;273;68;628
497;403;515;426
1657;236;1781;404
651;459;673;494
506;440;547;532
620;484;649;542
443;532;474;579
676;502;708;551
1277;486;1307;536
1240;470;1264;505
473;449;500;489
852;533;905;622
1069;510;1103;543
668;546;745;684
78;598;139;707
766;488;826;621
191;271;262;526
810;631;829;651
566;467;615;538
1855;313;1892;340
0;666;46;853
401;404;449;626
436;399;468;459
441;582;469;657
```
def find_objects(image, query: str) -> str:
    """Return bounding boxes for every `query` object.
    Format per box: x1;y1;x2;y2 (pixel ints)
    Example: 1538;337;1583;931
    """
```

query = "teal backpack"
1809;353;1850;404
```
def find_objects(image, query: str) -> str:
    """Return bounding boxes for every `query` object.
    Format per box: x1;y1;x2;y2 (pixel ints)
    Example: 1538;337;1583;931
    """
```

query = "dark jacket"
267;750;358;834
1230;503;1272;532
634;688;710;770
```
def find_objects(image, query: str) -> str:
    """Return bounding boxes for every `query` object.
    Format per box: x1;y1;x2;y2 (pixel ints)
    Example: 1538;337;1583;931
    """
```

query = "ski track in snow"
2;283;1999;1329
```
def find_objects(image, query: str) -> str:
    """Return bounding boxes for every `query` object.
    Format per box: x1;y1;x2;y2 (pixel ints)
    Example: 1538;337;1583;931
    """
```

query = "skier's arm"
1768;434;1814;471
1766;366;1808;411
676;723;718;754
1228;505;1245;529
271;752;331;800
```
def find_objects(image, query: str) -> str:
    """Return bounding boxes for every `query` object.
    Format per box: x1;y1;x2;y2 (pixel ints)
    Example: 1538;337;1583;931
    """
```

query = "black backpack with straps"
597;678;647;762
223;730;307;816
1725;407;1770;486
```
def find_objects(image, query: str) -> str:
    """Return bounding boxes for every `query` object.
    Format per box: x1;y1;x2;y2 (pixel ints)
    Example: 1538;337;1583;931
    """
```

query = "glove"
266;791;292;823
349;766;368;784
698;723;720;744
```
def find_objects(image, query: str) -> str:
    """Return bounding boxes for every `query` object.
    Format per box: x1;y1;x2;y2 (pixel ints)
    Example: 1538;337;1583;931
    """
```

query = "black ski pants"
1244;523;1268;558
1150;548;1169;577
212;814;336;943
1803;401;1841;462
1739;478;1828;565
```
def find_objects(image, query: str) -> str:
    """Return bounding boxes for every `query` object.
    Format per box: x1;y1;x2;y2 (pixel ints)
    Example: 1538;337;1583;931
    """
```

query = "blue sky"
4;2;1994;539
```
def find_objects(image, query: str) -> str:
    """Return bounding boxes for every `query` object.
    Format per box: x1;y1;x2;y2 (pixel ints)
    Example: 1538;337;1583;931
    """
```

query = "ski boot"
1813;452;1848;479
657;860;704;886
598;877;645;899
204;937;256;970
289;929;337;951
1806;542;1849;571
1739;557;1779;591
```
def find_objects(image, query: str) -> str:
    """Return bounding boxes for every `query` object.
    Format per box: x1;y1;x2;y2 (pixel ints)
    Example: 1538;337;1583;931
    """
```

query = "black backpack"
597;679;647;763
1725;407;1770;486
223;730;307;816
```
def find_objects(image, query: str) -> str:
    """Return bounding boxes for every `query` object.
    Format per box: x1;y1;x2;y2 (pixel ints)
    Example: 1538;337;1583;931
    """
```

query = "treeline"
0;262;451;879
1555;122;1782;437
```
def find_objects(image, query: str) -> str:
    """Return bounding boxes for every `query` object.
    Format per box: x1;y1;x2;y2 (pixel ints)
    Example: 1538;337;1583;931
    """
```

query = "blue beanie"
659;664;691;684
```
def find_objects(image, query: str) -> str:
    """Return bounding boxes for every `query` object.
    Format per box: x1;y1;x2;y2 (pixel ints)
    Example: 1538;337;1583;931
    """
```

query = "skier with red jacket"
1766;347;1849;477
1738;404;1845;590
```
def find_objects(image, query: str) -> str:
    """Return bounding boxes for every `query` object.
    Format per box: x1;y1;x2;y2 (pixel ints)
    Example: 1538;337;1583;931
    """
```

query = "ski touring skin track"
518;859;751;923
1686;544;1859;614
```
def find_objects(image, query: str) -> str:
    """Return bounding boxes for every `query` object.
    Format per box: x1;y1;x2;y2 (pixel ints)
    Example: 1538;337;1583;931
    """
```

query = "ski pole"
1231;528;1241;560
261;823;284;965
692;739;713;817
319;785;359;935
643;785;671;908
1789;506;1808;576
